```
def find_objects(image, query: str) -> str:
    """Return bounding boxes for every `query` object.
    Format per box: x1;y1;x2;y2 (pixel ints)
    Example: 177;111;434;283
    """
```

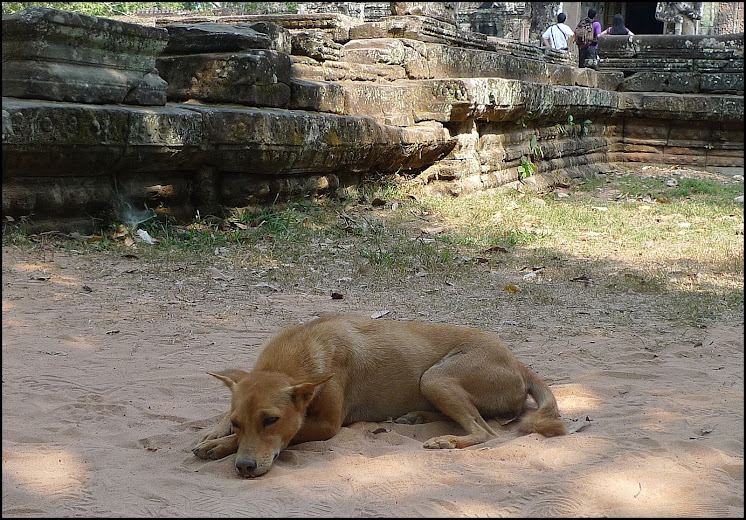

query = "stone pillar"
713;2;744;35
655;2;704;35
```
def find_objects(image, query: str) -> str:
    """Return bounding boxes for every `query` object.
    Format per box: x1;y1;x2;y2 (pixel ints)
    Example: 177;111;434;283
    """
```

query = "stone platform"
2;7;743;230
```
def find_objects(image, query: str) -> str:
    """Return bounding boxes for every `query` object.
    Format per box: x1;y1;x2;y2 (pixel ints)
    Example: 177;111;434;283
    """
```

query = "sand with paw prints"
2;246;743;517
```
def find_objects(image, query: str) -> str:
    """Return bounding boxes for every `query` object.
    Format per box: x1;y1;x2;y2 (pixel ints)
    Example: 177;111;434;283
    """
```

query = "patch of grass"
3;165;742;329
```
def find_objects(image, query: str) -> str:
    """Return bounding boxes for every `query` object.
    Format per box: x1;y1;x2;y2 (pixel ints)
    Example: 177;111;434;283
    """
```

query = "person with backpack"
542;12;575;50
574;7;603;69
599;13;635;36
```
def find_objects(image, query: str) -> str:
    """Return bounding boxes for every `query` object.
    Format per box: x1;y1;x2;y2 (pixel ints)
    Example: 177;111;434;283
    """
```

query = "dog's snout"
235;455;258;477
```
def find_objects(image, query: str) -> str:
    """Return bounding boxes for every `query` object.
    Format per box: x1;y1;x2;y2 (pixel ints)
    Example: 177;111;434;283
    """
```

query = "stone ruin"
1;4;743;231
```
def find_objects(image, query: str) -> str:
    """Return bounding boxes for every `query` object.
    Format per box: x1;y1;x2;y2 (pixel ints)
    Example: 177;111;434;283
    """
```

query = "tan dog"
192;315;566;477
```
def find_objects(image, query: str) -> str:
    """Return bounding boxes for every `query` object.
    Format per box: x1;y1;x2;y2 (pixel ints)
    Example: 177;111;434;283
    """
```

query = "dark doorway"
624;2;664;34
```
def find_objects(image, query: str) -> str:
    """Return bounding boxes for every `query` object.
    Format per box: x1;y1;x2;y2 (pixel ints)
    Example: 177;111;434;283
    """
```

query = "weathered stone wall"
2;7;169;105
1;6;743;231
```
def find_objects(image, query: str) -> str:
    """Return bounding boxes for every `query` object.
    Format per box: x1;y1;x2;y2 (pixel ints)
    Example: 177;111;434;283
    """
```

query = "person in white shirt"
542;12;575;50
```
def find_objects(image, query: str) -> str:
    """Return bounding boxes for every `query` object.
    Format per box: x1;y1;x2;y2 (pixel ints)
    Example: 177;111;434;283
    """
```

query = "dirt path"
2;235;743;516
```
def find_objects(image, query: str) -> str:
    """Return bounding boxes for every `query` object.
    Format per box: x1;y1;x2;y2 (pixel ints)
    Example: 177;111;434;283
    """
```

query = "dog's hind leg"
416;349;525;449
419;378;497;449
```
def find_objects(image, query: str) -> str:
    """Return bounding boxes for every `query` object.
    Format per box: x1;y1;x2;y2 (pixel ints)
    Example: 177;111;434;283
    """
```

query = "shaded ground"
2;166;743;517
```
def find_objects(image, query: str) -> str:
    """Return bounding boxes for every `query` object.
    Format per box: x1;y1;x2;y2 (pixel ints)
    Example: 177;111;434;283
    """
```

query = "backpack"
575;17;596;47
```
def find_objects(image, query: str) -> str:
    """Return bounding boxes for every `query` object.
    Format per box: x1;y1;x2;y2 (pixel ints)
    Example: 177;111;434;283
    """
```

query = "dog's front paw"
394;412;425;425
198;430;226;443
192;436;236;460
423;435;458;449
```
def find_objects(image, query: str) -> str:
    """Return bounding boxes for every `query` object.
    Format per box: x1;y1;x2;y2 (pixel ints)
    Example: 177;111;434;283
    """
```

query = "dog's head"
209;369;332;478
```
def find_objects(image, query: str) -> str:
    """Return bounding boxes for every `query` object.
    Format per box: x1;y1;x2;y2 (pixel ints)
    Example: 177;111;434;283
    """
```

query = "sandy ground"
2;241;743;517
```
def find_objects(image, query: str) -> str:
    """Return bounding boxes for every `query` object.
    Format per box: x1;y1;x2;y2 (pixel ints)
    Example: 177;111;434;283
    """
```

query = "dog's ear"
287;374;334;409
208;370;250;392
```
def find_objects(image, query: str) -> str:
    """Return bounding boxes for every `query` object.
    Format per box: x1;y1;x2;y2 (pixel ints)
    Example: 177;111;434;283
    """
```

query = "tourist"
542;12;575;50
574;7;603;69
600;13;635;36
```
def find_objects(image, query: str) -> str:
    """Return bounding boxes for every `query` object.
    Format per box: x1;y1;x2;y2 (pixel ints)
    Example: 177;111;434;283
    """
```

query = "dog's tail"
517;369;567;437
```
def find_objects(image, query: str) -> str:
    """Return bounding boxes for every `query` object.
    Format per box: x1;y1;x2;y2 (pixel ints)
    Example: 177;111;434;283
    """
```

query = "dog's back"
253;315;554;427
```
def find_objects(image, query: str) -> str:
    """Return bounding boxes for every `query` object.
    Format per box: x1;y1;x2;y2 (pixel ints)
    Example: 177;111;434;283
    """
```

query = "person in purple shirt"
575;7;603;69
600;13;635;36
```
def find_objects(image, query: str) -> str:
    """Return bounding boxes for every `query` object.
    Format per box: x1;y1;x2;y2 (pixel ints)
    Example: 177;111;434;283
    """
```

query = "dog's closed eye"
231;420;240;431
263;416;279;428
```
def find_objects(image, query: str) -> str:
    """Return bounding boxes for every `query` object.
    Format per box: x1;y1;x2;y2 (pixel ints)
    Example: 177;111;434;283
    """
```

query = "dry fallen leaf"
504;284;519;293
111;224;128;239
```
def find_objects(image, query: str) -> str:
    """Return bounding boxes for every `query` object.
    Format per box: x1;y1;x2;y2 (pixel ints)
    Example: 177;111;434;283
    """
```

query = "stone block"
668;125;711;148
705;153;744;167
623;151;664;163
620;72;683;92
2;7;168;105
290;57;406;83
332;78;625;126
289;79;347;114
342;39;429;78
700;73;744;94
623;119;669;145
619;72;718;93
179;104;453;175
2;175;114;218
639;93;744;122
151;13;360;43
245;22;293;54
2;98;128;174
391;2;458;25
416;43;558;83
157;51;292;107
599;33;744;61
220;173;342;205
163;22;274;54
291;30;343;61
662;148;706;166
350;15;492;51
2;98;204;176
710;124;744;150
